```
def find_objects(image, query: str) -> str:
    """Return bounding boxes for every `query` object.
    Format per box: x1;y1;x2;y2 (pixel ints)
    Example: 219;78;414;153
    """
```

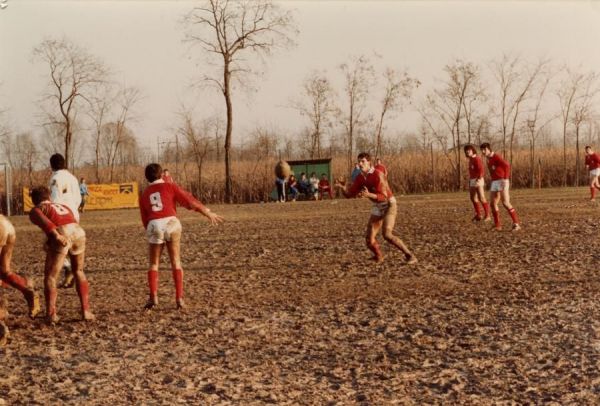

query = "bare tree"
490;54;547;163
339;55;375;169
33;37;109;168
177;109;213;194
556;68;592;186
374;68;419;158
182;0;297;203
87;84;114;182
570;72;599;185
291;70;337;158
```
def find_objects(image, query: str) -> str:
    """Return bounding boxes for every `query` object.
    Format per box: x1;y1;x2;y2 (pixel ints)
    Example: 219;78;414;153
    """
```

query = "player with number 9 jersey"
139;164;224;311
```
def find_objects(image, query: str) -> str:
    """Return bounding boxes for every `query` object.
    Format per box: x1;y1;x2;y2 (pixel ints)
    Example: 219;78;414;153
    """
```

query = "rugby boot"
24;288;41;319
176;298;186;311
144;295;158;310
405;253;418;265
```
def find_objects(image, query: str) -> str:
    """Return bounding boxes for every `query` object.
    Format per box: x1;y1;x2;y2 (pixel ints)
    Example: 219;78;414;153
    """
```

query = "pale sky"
2;0;600;154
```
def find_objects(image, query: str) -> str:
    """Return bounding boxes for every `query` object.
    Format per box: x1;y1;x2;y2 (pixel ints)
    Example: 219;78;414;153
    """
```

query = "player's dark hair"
464;144;476;153
30;186;51;206
357;152;371;162
479;142;491;150
50;153;66;171
145;163;163;182
585;145;592;150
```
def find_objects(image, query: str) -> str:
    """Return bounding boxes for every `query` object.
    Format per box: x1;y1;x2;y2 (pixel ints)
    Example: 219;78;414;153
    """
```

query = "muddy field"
1;187;600;404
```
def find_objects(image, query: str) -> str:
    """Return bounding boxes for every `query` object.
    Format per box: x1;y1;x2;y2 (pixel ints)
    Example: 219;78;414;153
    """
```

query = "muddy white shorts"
146;216;182;244
590;168;600;178
371;196;397;217
490;179;509;192
0;216;15;247
47;223;86;256
469;178;484;188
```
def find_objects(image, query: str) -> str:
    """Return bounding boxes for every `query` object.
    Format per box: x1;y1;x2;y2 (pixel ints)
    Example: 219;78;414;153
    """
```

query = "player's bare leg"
475;184;490;221
44;251;65;324
166;239;185;310
366;216;384;263
71;252;94;321
381;201;417;264
0;236;40;318
144;243;163;310
500;187;520;231
590;176;600;201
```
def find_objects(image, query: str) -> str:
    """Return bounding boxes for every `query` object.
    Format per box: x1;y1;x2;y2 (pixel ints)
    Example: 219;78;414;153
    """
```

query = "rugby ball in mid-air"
275;160;291;180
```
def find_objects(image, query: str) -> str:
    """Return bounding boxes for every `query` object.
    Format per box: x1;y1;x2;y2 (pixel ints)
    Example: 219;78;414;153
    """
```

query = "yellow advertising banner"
23;182;139;213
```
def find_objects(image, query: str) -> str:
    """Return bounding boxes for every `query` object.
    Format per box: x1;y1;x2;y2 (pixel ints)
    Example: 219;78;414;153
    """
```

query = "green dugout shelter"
270;158;333;201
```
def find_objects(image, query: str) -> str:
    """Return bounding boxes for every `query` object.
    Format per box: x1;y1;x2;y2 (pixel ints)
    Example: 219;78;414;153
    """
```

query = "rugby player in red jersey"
374;157;388;178
480;143;521;231
464;145;490;222
139;163;224;310
334;152;417;264
584;146;600;201
29;186;94;324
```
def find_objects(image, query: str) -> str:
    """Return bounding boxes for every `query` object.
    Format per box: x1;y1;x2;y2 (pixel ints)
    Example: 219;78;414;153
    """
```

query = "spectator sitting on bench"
318;173;333;199
288;175;299;201
309;172;319;200
298;173;311;195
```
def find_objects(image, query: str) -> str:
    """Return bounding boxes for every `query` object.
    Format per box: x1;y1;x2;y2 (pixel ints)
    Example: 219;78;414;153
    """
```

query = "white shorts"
371;196;397;217
590;168;600;178
469;178;484;188
490;179;509;192
47;223;86;256
146;216;182;244
0;216;15;247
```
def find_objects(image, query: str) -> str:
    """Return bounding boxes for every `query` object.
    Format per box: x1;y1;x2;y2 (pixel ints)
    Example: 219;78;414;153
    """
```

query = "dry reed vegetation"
1;148;588;211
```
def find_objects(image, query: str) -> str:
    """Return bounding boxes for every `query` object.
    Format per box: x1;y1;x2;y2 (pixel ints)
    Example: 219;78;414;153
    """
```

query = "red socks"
172;269;184;300
147;270;158;297
76;280;90;312
482;202;490;218
508;208;519;224
591;187;596;200
492;209;500;228
1;273;29;294
367;240;383;259
472;201;481;218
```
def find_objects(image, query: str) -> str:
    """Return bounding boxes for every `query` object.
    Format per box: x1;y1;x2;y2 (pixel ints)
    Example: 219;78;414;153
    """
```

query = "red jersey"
586;153;600;170
139;180;206;228
346;168;393;202
318;178;331;190
468;155;484;179
374;164;388;177
486;152;510;181
29;201;77;235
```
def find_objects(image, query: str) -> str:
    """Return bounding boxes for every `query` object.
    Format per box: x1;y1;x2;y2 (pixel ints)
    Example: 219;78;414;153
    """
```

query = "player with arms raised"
335;152;417;264
139;163;224;310
585;146;600;201
464;145;490;222
29;186;94;324
480;143;521;231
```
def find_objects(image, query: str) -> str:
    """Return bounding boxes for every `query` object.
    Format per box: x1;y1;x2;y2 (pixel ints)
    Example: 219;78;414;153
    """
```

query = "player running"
29;186;94;324
584;146;600;201
0;215;40;320
464;145;490;222
334;152;417;264
480;143;521;231
139;164;224;310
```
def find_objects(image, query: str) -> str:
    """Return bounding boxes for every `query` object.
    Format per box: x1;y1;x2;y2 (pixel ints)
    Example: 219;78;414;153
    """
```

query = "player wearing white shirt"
49;153;81;287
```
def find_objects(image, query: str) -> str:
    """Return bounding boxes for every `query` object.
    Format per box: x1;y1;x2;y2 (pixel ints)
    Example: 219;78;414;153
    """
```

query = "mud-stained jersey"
585;153;600;170
468;155;485;179
139;180;206;228
29;201;77;235
486;152;511;181
49;169;81;222
374;163;388;178
347;168;393;202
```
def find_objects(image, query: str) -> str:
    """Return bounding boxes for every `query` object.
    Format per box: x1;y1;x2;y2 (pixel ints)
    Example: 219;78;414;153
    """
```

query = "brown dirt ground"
1;187;600;404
